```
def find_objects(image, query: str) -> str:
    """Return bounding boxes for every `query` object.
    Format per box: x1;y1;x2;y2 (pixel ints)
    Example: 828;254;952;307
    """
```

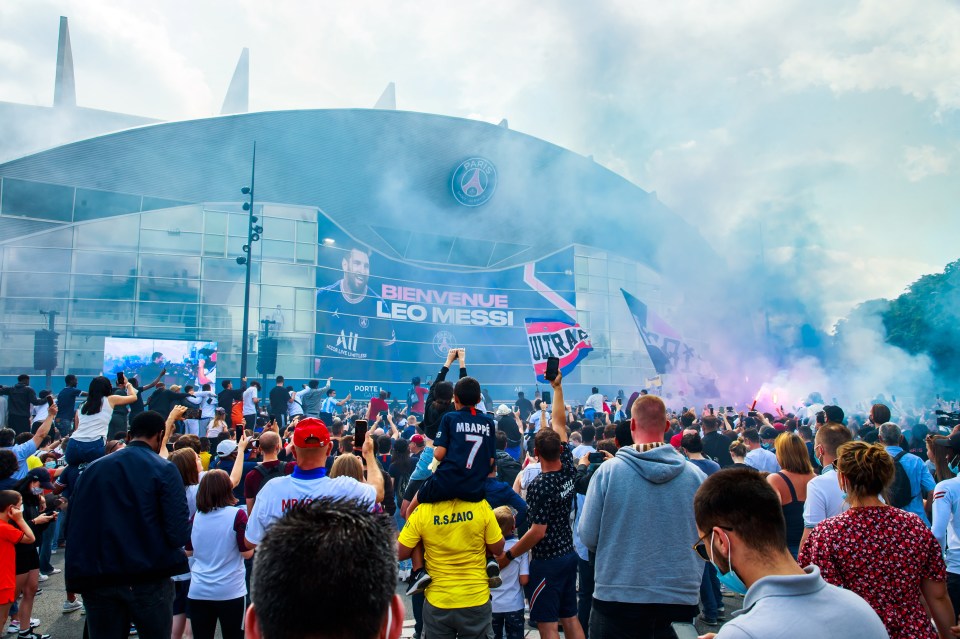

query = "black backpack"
888;451;913;508
496;452;522;487
254;463;287;491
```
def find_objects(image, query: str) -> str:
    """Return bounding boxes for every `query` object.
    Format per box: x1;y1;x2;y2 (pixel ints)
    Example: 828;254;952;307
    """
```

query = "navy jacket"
484;476;528;529
65;441;190;592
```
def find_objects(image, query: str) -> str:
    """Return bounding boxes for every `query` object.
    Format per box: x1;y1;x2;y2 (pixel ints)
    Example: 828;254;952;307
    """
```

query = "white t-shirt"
491;537;529;613
584;393;604;412
288;389;307;417
32;402;49;424
193;391;217;419
572;444;596;459
932;477;960;574
519;462;542;500
245;472;377;545
73;397;113;442
188;506;248;601
803;467;848;529
242;386;258;416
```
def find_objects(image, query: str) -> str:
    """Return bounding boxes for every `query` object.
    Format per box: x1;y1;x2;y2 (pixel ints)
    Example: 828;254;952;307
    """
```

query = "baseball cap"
410;434;425;446
934;433;960;453
495;404;512;417
293;417;331;448
216;440;238;457
670;433;683;449
773;422;786;432
759;426;779;440
27;468;55;490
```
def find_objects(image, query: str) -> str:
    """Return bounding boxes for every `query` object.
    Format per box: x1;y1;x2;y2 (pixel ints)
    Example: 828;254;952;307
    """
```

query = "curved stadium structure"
0;19;712;401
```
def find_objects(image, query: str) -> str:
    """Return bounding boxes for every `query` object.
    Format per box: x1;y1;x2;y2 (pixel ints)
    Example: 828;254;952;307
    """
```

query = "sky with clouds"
1;0;957;330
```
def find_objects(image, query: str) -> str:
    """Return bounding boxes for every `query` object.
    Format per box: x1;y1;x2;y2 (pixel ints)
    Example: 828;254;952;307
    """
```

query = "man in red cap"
244;417;384;547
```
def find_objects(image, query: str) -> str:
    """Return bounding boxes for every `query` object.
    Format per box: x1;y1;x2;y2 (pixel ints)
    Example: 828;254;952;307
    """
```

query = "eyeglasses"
693;526;734;562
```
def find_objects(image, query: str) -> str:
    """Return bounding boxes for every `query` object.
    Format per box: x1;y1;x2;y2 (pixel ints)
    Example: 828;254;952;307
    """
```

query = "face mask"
710;530;748;596
44;461;56;469
31;487;44;495
761;443;773;452
950;459;960;476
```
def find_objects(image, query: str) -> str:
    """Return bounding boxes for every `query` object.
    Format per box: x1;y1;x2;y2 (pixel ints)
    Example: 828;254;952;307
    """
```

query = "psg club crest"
432;331;457;357
359;317;370;329
451;157;497;207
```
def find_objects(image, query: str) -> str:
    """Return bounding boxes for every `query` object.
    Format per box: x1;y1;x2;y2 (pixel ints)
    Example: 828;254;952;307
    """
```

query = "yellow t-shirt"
398;499;503;609
199;452;211;471
26;456;42;471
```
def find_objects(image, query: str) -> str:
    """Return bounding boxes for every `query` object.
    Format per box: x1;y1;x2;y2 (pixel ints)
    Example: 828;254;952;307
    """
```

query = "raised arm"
229;434;250;488
551;373;567;443
142;368;167;392
362;433;385;503
30;405;56;448
160;406;186;459
107;382;139;408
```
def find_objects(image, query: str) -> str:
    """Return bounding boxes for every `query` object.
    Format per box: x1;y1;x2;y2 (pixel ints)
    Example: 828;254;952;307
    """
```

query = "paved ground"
22;552;740;638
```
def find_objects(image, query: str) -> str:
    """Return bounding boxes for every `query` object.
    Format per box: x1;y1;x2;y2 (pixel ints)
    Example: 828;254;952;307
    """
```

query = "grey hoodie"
578;443;706;605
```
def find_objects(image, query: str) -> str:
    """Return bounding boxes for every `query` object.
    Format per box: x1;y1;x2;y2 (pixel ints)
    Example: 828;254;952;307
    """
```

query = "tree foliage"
882;259;960;381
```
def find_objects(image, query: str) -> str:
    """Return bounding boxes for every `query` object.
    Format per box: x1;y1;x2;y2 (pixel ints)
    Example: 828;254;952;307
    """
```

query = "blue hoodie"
578;444;706;605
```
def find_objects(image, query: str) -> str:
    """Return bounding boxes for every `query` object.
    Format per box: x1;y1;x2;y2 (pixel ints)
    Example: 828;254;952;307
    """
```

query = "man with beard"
315;245;396;381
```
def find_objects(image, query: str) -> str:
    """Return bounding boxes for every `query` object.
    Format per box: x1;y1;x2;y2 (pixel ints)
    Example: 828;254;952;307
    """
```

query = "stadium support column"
237;143;261;379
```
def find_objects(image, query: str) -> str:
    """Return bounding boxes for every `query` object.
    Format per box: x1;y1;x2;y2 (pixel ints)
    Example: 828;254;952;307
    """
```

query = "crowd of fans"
2;357;960;638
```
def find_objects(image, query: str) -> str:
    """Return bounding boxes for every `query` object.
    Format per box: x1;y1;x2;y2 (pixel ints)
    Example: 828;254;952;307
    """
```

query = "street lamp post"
236;142;262;379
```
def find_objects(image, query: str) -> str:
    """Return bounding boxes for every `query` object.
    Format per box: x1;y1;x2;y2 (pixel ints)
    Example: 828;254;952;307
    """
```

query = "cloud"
778;0;960;112
902;145;951;182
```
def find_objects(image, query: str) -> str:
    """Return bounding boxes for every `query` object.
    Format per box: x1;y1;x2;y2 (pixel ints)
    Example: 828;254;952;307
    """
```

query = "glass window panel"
261;240;294;262
260;286;294;310
1;178;74;221
75;215;140;250
204;210;227;235
142;197;188;212
588;254;608;277
200;280;245;306
69;299;135;325
140;206;203;231
140;229;202;254
140;255;200;279
229;213;251;237
296;220;317;244
203;234;226;256
295;242;316;264
71;275;137;301
2;272;70;298
295;288;314;311
3;247;72;273
202;257;257;283
73;188;141;221
262;217;296;241
261;262;312;288
294;310;313;333
137;302;200;329
14;227;73;249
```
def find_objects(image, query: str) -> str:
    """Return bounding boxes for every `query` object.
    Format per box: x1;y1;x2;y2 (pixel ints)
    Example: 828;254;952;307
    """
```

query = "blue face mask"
761;443;774;452
950;459;960;476
710;530;748;596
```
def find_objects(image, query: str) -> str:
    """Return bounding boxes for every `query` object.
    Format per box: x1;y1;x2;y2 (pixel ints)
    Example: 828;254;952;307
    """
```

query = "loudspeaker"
33;330;59;371
257;337;278;375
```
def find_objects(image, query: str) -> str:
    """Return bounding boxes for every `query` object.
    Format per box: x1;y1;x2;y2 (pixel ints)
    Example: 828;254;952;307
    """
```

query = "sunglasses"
693;526;734;562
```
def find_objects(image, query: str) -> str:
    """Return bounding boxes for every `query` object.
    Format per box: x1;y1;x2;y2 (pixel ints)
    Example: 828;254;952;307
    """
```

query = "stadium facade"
0;18;712;401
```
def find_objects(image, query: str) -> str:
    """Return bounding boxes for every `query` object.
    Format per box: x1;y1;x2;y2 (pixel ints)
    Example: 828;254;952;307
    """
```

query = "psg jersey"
315;280;396;380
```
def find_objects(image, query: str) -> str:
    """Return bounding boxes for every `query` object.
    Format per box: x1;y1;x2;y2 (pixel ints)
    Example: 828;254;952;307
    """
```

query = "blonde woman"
767;432;816;558
330;454;365;482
